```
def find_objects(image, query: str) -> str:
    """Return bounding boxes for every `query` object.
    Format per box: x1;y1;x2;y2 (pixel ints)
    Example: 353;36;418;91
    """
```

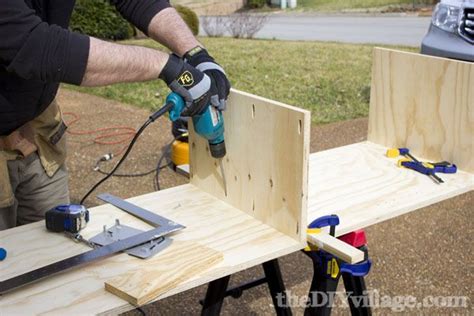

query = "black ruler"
0;224;183;294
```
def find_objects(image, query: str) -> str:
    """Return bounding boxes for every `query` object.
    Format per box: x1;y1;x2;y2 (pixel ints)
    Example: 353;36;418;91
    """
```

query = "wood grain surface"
0;185;302;315
105;241;223;306
189;89;311;243
308;141;473;236
368;48;474;172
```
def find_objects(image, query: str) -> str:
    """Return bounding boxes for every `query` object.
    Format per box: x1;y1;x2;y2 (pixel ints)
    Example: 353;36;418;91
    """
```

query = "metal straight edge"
0;224;183;294
97;193;185;229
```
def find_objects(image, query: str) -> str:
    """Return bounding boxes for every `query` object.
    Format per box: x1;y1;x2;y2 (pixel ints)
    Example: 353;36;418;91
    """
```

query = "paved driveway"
200;14;432;47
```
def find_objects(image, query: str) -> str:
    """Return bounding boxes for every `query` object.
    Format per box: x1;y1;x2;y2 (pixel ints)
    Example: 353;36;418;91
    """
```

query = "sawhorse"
200;215;372;316
201;259;292;316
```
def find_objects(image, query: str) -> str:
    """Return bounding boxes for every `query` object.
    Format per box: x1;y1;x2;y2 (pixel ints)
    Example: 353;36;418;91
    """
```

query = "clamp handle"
386;147;409;158
308;215;340;229
341;259;372;277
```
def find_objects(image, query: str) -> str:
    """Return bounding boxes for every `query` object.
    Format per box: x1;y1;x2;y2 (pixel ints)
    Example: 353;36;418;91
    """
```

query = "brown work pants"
0;153;69;230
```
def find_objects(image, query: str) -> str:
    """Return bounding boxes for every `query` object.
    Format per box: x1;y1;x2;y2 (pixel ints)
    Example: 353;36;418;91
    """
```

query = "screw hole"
252;104;256;119
252;200;255;211
248;174;251;181
269;179;273;188
234;175;238;181
298;120;302;135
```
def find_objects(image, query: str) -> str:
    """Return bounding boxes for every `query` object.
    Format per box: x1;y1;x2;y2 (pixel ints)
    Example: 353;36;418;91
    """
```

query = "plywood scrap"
105;241;223;306
307;233;365;264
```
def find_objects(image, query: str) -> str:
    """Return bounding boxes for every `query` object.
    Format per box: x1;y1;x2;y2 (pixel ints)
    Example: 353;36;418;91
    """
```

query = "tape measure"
45;205;90;234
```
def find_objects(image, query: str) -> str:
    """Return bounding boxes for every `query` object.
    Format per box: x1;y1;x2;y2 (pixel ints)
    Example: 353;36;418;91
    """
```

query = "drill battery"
45;204;90;233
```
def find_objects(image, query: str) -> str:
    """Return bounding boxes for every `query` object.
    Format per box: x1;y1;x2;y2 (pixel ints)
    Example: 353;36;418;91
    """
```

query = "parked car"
421;0;474;61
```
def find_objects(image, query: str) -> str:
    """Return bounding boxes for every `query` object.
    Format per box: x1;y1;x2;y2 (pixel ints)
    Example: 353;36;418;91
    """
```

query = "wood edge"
307;233;365;264
298;111;311;243
372;47;474;66
104;283;139;307
230;88;311;116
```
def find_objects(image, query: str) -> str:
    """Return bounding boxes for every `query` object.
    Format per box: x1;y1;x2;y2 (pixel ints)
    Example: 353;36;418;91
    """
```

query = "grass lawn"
67;38;416;124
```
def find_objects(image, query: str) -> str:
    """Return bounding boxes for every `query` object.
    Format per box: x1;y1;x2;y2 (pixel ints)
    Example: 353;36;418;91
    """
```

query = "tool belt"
0;100;67;208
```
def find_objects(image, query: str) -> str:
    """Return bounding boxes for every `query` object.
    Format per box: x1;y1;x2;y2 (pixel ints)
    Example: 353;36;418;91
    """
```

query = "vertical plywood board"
368;48;474;172
189;89;311;243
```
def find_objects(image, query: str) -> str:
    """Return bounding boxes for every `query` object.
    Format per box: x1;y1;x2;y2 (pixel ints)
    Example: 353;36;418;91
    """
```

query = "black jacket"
0;0;170;135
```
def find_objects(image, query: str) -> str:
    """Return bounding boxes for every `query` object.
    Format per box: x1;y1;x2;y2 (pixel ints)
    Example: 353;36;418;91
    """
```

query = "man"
0;0;231;230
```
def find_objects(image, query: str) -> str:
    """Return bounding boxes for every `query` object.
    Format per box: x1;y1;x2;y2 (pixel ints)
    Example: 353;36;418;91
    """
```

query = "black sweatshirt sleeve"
109;0;171;35
0;0;90;85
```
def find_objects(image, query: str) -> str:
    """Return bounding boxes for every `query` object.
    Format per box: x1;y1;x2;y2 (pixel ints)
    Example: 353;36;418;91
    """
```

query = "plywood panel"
368;48;474;172
0;184;302;315
190;89;311;243
308;141;473;236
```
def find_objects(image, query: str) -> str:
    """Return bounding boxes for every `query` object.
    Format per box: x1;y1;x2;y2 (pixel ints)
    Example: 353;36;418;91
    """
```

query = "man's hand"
184;47;231;111
159;54;212;117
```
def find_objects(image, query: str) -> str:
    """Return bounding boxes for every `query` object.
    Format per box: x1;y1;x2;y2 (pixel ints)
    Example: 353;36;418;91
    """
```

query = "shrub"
247;0;266;9
174;5;200;36
202;15;227;37
70;0;134;41
227;13;269;39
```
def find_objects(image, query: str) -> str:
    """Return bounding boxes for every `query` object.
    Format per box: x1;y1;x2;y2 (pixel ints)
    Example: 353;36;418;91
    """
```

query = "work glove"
184;46;231;111
159;54;212;117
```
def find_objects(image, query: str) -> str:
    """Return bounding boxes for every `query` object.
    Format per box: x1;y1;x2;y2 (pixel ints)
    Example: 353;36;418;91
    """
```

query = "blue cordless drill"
166;92;228;195
166;92;226;159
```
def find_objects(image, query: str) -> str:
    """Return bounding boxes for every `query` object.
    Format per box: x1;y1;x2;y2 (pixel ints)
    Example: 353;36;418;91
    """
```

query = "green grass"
67;38;416;124
297;0;435;11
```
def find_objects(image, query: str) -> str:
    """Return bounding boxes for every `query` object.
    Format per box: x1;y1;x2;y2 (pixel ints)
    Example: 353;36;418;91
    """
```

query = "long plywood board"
2;142;472;314
368;48;474;172
307;141;473;235
190;89;311;243
0;185;303;315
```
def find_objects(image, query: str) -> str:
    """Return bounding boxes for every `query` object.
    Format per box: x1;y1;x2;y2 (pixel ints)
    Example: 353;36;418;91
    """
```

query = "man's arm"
81;5;203;86
109;0;200;56
81;38;168;86
0;0;176;87
147;8;201;56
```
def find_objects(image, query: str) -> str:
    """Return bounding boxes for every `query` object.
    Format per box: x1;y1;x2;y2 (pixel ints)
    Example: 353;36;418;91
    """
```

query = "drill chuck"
210;141;226;159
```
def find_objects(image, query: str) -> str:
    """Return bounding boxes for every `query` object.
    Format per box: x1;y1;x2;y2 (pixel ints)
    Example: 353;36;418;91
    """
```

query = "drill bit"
218;158;228;197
